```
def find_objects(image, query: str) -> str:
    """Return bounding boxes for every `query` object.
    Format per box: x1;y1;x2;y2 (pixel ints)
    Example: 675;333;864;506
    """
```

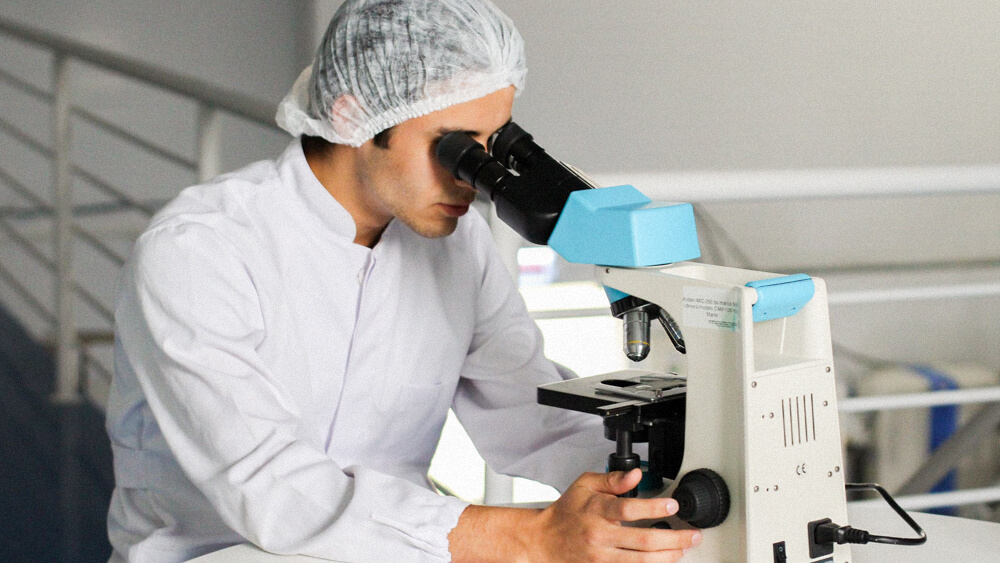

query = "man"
106;1;701;561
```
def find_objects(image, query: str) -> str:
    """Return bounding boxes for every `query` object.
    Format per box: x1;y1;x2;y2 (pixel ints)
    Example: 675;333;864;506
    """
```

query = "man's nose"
455;178;475;191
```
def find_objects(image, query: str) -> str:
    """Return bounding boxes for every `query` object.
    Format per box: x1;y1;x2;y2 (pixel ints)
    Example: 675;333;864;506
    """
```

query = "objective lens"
623;310;651;362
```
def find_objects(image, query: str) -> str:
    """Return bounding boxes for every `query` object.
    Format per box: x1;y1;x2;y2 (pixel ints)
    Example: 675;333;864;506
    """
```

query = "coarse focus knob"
671;468;730;529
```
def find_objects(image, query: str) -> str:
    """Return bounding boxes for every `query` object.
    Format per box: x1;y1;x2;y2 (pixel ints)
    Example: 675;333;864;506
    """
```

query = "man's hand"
449;469;702;562
527;469;702;562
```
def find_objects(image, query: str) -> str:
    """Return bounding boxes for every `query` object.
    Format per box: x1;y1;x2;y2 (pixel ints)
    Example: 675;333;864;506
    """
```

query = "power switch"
772;541;787;563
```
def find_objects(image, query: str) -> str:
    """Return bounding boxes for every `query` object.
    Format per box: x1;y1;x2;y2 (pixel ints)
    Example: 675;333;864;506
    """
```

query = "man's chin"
404;217;459;239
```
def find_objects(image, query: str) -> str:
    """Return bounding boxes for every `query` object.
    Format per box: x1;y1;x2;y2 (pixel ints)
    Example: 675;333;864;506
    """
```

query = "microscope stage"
537;370;686;416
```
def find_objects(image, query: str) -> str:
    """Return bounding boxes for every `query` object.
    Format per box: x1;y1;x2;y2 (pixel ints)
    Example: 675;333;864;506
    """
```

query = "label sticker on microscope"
682;286;740;331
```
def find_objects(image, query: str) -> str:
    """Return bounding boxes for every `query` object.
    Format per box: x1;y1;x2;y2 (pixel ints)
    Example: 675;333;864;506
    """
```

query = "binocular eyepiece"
435;121;594;246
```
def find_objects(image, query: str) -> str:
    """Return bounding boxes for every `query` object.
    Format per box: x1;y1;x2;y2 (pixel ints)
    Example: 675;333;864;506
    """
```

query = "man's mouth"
439;203;471;217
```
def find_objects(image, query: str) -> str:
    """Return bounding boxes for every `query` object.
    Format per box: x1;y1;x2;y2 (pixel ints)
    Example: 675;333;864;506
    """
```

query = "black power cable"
814;483;927;547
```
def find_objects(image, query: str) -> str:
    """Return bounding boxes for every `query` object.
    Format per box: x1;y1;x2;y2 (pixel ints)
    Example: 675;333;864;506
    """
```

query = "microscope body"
436;122;855;562
595;262;852;563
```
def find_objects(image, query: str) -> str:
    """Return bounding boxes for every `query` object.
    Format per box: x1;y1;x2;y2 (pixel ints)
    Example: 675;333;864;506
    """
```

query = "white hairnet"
276;0;527;147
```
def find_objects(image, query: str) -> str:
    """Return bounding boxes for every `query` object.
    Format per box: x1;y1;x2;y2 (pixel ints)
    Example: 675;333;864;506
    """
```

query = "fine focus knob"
671;468;730;529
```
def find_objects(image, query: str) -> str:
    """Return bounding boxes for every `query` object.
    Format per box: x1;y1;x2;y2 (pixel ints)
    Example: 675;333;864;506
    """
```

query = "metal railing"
0;16;282;409
0;18;290;560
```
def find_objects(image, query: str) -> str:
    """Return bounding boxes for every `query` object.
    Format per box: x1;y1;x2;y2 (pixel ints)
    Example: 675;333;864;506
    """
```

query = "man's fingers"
581;469;643;496
601;496;679;522
613;526;703;552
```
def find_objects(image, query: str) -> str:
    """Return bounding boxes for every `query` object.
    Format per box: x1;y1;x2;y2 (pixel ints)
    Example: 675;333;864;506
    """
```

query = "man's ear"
329;94;366;141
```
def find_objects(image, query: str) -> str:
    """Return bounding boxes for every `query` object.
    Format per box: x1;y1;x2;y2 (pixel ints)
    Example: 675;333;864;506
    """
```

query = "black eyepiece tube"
435;123;594;246
488;121;539;173
435;132;509;200
489;121;595;193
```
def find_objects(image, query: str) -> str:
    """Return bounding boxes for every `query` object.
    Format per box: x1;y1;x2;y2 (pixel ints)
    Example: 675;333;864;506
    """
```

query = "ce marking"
796;463;807;476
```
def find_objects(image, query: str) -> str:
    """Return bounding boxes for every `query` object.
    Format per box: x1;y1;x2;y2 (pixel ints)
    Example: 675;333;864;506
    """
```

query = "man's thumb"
597;468;642;495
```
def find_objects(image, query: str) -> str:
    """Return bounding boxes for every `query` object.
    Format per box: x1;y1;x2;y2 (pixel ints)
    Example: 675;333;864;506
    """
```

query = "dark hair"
372;127;393;149
301;134;333;157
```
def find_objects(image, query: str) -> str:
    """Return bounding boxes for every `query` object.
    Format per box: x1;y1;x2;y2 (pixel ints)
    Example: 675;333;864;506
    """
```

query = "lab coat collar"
277;138;358;242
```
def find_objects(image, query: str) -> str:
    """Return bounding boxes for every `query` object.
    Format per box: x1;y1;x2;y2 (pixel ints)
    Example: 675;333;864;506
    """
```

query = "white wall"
0;1;308;100
497;0;1000;174
7;0;999;174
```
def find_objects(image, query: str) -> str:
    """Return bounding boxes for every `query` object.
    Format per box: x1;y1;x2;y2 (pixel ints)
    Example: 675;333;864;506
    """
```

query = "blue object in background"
910;365;959;516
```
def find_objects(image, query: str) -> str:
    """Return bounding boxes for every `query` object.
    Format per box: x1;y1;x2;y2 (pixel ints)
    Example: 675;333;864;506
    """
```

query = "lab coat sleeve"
450;224;610;493
116;222;468;562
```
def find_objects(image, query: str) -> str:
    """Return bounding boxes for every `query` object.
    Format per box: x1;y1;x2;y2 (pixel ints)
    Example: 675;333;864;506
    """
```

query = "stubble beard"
397;211;459;239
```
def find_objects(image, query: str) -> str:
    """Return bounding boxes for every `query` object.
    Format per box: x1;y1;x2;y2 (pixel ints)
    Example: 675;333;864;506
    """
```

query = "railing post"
52;53;79;404
52;52;83;563
197;103;221;183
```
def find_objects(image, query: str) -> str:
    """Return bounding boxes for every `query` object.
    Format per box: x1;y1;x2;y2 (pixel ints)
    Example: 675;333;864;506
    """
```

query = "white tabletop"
190;503;1000;562
847;503;1000;563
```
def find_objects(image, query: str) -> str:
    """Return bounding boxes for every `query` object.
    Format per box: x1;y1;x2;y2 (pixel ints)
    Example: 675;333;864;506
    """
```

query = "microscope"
437;122;925;563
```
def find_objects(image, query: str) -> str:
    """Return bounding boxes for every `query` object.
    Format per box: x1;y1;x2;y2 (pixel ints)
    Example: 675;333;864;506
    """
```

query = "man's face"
353;86;515;240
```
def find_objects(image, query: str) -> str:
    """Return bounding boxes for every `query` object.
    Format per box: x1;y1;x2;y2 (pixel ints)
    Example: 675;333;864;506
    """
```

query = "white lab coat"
105;139;609;562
